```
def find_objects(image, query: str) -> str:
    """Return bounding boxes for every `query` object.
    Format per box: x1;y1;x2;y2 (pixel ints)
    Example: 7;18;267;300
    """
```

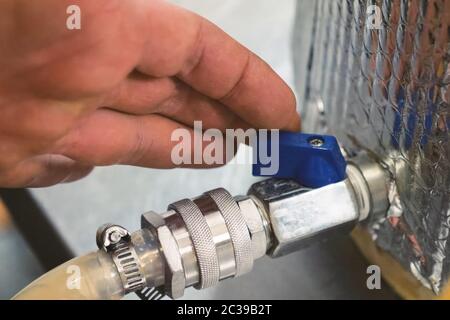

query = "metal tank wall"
293;0;449;293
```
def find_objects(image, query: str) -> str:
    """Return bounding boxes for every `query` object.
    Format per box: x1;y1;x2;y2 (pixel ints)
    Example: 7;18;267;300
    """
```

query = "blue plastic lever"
252;132;347;188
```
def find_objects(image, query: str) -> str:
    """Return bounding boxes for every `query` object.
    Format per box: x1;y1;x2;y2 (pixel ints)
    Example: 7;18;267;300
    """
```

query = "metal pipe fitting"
95;153;390;299
96;224;164;295
248;178;359;257
346;153;390;219
136;188;270;299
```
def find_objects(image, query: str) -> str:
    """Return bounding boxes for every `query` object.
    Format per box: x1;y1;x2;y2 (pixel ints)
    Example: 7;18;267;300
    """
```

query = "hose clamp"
96;224;146;294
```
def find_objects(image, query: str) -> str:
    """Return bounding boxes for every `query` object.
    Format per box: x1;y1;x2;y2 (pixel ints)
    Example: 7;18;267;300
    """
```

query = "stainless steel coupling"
140;188;270;299
94;153;389;299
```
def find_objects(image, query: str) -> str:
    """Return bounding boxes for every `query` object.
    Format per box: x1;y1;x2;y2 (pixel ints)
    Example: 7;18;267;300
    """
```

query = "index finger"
136;1;300;131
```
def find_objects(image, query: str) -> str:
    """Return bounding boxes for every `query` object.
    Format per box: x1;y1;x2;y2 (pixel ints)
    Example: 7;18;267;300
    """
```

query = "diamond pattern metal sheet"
293;0;449;293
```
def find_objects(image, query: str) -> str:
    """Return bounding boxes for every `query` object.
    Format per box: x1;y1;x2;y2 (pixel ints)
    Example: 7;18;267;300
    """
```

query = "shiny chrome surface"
235;196;269;260
161;210;200;287
169;198;221;289
141;211;186;298
135;188;267;299
193;195;236;281
248;178;360;257
206;189;253;276
347;153;390;220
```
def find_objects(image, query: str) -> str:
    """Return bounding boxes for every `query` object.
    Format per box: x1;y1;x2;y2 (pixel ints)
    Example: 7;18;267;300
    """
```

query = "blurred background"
0;0;397;299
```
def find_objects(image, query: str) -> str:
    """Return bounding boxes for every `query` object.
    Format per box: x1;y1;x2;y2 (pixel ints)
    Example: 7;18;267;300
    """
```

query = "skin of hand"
0;0;300;188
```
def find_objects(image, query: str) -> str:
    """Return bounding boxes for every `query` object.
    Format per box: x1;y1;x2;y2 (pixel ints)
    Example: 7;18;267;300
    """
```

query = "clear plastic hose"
13;250;124;300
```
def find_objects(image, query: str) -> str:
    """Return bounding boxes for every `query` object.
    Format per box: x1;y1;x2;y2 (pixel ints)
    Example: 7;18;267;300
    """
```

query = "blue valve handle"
252;132;347;188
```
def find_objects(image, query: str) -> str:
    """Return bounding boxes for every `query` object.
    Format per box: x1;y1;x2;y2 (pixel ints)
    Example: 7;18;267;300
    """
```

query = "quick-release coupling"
95;153;389;299
139;188;270;298
96;188;270;299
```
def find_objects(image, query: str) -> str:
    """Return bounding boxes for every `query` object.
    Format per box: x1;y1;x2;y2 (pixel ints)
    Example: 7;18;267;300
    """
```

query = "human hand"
0;0;299;187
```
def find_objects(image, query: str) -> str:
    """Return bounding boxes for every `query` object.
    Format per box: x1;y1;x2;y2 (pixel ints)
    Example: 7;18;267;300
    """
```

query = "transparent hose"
13;250;124;300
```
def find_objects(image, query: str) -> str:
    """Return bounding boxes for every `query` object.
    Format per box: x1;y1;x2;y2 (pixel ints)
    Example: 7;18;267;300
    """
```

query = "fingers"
0;154;93;188
0;0;299;190
55;108;229;168
156;86;250;131
137;1;300;131
102;73;178;114
105;74;250;131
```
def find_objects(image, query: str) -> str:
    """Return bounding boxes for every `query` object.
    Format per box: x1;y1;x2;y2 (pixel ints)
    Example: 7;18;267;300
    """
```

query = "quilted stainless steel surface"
293;0;449;293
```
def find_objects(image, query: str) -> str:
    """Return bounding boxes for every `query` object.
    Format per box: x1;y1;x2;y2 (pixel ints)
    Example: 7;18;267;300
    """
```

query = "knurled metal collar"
205;188;253;276
169;199;220;289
